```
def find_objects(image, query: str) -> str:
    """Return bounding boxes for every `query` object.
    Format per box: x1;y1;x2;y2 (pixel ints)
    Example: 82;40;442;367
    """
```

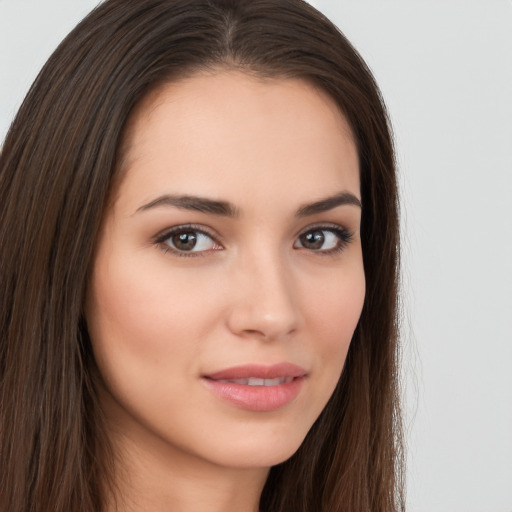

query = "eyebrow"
135;191;361;217
296;191;361;217
136;195;240;217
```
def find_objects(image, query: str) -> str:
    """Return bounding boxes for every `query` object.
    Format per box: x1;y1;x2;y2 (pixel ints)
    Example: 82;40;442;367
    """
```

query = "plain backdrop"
1;1;511;511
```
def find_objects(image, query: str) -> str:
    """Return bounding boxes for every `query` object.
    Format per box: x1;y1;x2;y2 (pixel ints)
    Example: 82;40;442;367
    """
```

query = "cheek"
84;260;204;442
85;257;191;392
87;254;207;357
87;270;161;357
328;287;365;346
308;267;365;344
303;263;365;386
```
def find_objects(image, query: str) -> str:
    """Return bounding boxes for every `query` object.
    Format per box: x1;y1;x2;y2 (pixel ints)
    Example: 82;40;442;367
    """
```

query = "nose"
225;249;301;341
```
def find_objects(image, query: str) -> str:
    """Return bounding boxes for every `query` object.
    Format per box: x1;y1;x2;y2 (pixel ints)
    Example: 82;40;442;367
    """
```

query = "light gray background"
1;1;511;511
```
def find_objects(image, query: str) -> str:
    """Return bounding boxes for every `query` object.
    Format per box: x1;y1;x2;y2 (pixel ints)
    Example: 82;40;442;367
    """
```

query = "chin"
194;422;311;469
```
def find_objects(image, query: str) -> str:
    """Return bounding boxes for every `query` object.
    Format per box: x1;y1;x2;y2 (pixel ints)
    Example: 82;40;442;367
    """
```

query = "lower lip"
202;377;305;412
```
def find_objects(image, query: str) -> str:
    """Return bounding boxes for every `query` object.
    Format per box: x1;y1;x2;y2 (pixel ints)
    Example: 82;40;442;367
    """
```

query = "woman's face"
85;71;365;471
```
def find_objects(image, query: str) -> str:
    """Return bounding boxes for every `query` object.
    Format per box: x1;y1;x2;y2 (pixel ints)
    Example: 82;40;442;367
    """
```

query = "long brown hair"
0;1;403;510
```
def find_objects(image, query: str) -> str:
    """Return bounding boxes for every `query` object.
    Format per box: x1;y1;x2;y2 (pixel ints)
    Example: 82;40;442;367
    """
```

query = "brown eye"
299;230;325;250
158;227;222;255
171;231;198;251
294;227;352;253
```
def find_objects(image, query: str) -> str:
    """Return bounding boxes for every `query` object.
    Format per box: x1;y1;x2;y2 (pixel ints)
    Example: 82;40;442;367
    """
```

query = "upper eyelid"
154;221;349;236
154;225;223;258
153;223;221;244
295;222;352;237
297;225;353;241
153;222;353;248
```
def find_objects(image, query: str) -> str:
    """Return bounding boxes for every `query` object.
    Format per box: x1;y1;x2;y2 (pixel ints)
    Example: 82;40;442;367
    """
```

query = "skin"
85;70;365;512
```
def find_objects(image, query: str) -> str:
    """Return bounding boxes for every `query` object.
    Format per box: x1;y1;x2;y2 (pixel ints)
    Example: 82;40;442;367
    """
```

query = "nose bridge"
227;243;300;340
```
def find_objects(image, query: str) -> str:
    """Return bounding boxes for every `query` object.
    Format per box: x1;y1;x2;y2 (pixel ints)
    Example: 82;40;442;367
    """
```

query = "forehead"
115;70;360;213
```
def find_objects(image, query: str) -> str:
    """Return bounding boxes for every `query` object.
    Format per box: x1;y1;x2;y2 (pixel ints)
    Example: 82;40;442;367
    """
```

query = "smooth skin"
85;70;365;512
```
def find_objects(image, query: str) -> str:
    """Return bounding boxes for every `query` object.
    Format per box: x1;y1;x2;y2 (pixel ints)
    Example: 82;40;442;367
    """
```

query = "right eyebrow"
135;194;240;217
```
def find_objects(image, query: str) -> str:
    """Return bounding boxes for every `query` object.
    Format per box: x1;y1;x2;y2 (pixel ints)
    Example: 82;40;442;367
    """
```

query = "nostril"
227;311;299;342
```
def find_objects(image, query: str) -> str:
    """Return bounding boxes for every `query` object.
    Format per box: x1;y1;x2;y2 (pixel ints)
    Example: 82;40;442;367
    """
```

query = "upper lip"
204;363;307;380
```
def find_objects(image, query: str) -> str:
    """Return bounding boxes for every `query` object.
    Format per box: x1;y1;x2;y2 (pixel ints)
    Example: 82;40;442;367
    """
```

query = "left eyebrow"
296;191;362;217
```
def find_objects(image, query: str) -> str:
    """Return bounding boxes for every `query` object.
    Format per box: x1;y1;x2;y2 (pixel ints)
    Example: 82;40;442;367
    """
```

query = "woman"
0;1;403;511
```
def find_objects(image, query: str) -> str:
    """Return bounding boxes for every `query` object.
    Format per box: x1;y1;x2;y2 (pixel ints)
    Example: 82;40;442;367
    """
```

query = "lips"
202;363;307;412
205;362;307;381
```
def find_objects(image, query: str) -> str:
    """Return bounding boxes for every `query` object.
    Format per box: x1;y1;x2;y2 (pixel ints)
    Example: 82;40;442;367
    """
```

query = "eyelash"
153;223;354;258
154;224;220;258
295;224;353;256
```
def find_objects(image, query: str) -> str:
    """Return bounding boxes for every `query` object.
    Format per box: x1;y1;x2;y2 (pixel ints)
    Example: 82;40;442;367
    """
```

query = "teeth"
248;377;265;386
217;377;293;386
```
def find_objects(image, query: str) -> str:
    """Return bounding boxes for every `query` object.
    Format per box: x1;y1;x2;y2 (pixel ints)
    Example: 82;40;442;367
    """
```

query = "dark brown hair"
0;1;403;510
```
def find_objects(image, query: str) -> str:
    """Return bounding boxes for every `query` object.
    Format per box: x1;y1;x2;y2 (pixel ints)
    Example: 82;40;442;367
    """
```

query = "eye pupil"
301;230;325;249
173;231;197;250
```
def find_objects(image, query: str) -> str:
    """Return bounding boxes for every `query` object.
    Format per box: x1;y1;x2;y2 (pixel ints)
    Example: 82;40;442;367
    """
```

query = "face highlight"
85;71;365;474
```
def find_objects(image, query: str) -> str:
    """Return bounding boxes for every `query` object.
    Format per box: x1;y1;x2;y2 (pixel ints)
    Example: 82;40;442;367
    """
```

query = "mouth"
202;363;307;412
